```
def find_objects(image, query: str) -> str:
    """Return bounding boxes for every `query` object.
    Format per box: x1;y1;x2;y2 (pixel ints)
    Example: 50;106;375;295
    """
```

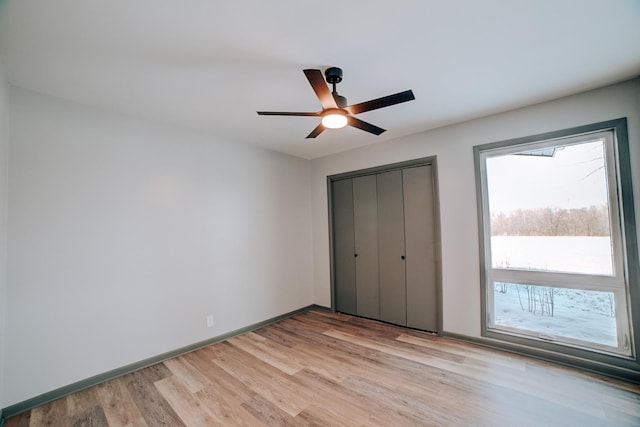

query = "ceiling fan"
257;67;415;139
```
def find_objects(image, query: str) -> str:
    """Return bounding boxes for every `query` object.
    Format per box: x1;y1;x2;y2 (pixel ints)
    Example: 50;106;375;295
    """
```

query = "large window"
475;119;638;360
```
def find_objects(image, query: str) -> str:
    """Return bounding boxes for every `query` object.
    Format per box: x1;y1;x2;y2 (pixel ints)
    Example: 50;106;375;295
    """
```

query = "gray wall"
311;78;640;338
0;56;8;412
4;88;314;405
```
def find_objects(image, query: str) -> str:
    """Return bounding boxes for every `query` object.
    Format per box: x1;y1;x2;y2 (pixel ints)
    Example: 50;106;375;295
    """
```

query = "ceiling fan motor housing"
325;67;343;84
334;94;348;108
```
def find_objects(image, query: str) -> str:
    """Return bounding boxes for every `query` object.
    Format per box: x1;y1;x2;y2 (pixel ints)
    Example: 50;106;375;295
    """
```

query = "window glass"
486;139;613;276
493;282;617;347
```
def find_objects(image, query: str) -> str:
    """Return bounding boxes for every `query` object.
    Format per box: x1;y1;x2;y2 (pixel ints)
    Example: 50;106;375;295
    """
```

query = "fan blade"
348;116;386;135
306;123;325;139
257;111;320;116
303;69;338;109
346;90;415;115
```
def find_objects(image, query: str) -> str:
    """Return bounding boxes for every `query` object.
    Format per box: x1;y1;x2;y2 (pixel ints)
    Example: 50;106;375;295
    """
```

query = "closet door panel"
403;166;438;331
353;175;379;319
377;170;407;326
332;179;357;315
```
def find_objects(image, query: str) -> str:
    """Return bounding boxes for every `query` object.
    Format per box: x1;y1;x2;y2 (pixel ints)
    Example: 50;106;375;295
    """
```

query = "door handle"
354;253;358;258
401;255;405;260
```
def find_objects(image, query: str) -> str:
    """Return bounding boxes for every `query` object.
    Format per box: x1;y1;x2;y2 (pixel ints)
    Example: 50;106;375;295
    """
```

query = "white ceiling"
1;1;639;159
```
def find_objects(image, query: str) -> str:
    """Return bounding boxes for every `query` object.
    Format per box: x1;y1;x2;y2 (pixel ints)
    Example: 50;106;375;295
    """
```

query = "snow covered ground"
493;284;616;347
491;235;613;275
490;236;618;348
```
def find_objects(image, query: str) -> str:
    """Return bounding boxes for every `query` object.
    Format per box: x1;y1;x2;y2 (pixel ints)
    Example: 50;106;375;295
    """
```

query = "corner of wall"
0;54;8;413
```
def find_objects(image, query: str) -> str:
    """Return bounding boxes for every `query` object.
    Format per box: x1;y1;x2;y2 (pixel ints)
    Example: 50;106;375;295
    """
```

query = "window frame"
474;118;640;368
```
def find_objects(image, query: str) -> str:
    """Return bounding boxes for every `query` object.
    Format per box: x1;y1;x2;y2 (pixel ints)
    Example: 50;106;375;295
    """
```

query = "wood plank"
163;356;210;393
295;341;405;389
291;368;412;426
181;349;266;425
227;333;303;375
123;368;186;427
2;410;30;427
239;394;298;427
154;376;220;425
28;397;68;427
193;385;265;426
95;377;147;427
181;349;254;402
66;388;100;420
242;331;266;343
70;405;109;427
306;309;353;322
341;375;461;426
252;324;298;347
397;332;527;371
210;342;313;417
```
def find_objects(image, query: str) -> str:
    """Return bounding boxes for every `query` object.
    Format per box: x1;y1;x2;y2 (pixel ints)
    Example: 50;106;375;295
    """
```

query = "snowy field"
490;236;618;347
491;235;613;275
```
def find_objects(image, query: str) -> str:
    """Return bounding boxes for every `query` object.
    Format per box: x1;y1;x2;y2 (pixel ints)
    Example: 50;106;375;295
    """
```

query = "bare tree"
491;205;609;237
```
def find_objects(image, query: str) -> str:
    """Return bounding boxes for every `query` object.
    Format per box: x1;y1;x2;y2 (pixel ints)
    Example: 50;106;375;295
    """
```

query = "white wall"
4;88;314;406
0;56;9;412
311;78;640;337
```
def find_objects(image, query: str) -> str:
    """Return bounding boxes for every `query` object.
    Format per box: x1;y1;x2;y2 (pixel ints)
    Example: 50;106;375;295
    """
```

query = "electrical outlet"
206;314;214;328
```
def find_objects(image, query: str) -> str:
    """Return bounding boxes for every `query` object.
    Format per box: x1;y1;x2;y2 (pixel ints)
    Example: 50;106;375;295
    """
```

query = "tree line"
491;205;610;236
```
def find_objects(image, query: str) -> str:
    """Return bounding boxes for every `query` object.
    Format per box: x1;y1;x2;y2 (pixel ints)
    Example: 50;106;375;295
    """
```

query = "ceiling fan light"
322;112;348;129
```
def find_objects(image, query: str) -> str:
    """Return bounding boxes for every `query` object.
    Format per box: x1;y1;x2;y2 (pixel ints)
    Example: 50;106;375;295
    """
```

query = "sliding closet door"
403;166;438;331
332;179;357;315
353;175;379;319
377;170;407;326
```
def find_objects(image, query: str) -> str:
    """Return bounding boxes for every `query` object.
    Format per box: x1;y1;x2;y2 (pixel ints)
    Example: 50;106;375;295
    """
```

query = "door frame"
327;156;444;334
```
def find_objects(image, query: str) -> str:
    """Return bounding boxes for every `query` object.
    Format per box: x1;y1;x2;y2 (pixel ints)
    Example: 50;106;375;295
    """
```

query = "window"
475;119;638;360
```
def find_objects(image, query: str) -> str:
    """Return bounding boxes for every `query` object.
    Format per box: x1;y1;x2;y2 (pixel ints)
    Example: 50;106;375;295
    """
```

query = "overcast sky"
486;139;609;213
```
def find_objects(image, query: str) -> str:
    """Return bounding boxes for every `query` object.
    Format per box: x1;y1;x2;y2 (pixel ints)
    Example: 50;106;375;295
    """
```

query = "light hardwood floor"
4;310;640;426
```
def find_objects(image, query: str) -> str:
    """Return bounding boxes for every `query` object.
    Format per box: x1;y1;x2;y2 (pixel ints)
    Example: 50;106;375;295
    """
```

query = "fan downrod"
325;67;347;108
